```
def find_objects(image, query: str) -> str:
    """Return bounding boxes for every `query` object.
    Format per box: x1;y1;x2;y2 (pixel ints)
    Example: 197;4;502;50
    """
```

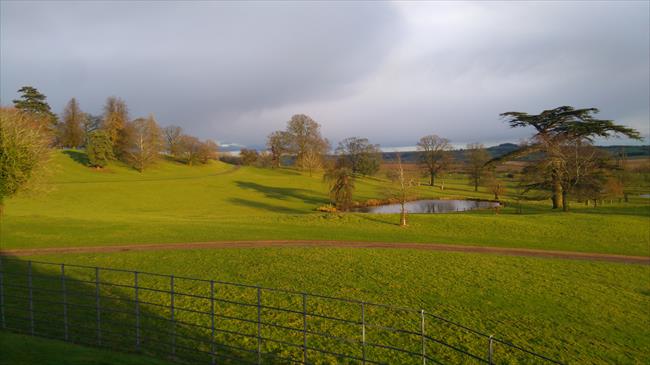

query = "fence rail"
0;257;563;364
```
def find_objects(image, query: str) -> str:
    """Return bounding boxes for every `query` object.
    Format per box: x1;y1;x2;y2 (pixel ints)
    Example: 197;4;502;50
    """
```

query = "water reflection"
352;199;500;214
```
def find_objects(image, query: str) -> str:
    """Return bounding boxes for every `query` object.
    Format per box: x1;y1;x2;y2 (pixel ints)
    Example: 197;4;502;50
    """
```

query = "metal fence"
0;258;563;364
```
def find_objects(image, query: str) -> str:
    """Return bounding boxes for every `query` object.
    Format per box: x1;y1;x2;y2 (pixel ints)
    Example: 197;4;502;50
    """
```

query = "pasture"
2;151;649;255
1;150;649;364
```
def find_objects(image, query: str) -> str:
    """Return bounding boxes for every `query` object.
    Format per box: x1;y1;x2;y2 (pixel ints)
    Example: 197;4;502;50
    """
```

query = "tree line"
241;110;641;217
10;86;218;172
2;86;642;220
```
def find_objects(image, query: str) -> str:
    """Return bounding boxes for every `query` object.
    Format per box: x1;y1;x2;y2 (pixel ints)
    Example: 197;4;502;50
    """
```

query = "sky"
1;1;648;150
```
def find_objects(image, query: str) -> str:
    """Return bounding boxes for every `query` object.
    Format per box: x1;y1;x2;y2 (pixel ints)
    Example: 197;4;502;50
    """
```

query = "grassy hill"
2;150;649;255
2;150;649;364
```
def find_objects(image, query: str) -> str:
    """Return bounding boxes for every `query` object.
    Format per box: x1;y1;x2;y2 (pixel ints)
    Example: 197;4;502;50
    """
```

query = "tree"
335;137;381;176
385;154;418;226
266;131;291;168
82;114;102;147
12;86;58;127
102;96;129;154
301;148;322;177
123;115;163;172
239;148;259;166
60;98;85;148
178;135;218;165
163;125;183;159
483;171;506;201
0;107;52;214
465;143;490;191
285;114;330;171
498;106;641;210
86;130;114;168
416;135;451;186
323;162;355;211
201;140;220;163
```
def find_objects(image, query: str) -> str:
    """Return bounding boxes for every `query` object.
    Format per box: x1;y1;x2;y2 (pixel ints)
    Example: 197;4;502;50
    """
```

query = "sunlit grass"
2;150;649;255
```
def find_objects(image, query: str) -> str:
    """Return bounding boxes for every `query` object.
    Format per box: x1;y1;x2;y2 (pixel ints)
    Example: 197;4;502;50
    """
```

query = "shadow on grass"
0;257;283;365
234;181;325;206
62;150;89;166
228;197;305;214
353;213;401;226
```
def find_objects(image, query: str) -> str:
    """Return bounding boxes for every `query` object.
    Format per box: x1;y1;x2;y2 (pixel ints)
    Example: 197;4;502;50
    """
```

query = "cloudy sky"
1;1;648;149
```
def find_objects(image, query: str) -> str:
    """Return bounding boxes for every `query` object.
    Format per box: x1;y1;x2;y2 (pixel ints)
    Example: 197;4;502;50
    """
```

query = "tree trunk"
474;179;478;192
400;203;407;226
430;172;435;187
562;190;569;212
551;175;562;209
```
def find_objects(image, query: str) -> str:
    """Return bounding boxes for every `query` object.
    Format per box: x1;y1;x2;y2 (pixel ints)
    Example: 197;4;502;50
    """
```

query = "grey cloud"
1;1;648;148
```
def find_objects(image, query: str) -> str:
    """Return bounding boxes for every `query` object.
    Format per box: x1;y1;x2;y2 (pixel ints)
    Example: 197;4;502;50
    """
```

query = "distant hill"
381;144;649;163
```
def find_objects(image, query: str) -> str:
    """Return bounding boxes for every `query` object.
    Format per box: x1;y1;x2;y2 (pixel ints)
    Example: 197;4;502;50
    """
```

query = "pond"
352;199;500;214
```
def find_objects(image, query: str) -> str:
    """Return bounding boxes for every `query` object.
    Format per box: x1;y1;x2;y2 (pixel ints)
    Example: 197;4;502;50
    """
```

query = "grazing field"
2;150;649;255
0;331;174;365
8;248;649;364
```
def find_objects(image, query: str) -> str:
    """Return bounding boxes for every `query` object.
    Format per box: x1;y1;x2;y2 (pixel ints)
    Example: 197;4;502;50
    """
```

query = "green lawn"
2;150;649;256
0;331;174;365
8;248;649;364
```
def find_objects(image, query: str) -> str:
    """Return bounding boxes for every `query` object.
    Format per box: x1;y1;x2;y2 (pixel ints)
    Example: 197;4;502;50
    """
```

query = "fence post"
257;286;262;365
421;310;426;365
0;256;5;329
135;271;140;351
61;264;68;341
488;335;494;365
302;293;307;364
361;302;366;365
95;267;101;346
210;280;215;365
170;275;175;357
28;261;34;335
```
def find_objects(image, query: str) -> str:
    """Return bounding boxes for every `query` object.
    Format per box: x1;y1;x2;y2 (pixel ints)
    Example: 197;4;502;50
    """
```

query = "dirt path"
2;240;648;265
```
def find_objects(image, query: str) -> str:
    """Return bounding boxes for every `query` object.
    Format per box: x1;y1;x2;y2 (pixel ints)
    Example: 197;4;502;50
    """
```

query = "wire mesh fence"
0;257;563;364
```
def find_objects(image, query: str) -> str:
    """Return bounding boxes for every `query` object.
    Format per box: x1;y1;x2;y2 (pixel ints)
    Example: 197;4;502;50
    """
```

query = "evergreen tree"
86;130;114;168
12;86;58;127
60;98;85;148
102;96;129;155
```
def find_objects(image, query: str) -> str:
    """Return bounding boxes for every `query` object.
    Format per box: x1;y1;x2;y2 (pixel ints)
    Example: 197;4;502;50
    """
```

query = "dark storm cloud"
1;1;648;148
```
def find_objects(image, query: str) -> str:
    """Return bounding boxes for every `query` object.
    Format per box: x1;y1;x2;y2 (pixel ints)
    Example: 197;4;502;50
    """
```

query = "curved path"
1;240;648;265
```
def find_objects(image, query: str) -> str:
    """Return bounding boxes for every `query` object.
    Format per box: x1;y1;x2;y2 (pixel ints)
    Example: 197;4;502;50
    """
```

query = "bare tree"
483;171;506;201
335;137;381;176
266;130;291;168
385;154;419;226
163;125;183;159
286;114;330;171
465;143;490;191
416;134;451;186
239;148;259;166
301;149;322;177
123;114;163;172
178;135;218;165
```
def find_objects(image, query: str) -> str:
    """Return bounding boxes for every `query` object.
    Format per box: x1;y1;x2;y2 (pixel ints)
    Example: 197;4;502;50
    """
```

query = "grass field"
2;150;649;255
1;150;649;364
5;248;649;364
0;331;173;365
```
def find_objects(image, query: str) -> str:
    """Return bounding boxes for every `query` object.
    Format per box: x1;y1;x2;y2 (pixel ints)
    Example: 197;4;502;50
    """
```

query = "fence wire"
0;258;563;364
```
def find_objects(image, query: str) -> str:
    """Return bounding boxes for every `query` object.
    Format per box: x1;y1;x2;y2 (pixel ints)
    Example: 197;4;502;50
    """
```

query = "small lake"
352;199;500;214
